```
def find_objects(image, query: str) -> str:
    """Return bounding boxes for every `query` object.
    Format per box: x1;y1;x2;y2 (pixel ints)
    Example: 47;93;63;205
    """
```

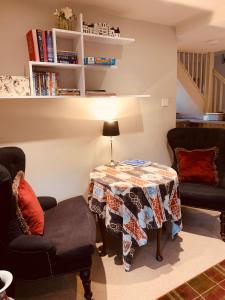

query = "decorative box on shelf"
84;57;116;65
82;21;120;37
0;76;30;97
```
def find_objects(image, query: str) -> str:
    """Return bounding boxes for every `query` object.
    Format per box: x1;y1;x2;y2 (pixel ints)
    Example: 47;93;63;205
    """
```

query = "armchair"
167;127;225;241
0;147;96;299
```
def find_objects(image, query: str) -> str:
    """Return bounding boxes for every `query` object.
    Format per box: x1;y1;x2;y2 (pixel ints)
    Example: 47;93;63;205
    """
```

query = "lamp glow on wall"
91;98;120;121
102;120;120;166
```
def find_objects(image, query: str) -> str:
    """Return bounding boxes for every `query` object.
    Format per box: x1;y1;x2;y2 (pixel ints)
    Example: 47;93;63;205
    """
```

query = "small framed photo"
0;76;30;97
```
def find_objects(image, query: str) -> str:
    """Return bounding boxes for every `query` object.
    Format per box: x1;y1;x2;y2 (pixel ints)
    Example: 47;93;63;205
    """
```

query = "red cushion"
175;147;218;185
13;171;44;235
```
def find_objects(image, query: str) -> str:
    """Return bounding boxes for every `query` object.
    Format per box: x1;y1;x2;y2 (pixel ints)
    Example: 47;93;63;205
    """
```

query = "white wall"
0;0;176;201
176;80;203;114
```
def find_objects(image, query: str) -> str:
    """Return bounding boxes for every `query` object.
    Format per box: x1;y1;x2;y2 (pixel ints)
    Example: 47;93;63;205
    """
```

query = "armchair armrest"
37;196;57;211
8;235;56;279
9;235;56;253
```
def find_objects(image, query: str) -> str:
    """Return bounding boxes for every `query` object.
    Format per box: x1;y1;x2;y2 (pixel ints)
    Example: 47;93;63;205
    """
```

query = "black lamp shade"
102;120;120;136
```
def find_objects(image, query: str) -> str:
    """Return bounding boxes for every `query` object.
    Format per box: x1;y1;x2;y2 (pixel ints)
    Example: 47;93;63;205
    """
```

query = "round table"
88;162;182;271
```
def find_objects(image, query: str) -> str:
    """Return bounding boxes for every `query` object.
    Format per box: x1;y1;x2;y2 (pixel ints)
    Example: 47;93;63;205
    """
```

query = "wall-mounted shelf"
0;96;80;99
53;28;81;39
83;33;135;45
28;13;135;98
84;65;117;70
30;61;83;69
0;95;150;100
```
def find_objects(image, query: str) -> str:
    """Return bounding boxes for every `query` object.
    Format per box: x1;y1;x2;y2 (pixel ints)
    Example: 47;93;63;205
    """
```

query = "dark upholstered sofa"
0;147;96;299
167;127;225;241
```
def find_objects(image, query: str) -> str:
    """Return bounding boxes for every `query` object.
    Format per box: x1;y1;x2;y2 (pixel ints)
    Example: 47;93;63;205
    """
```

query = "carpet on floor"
157;259;225;300
16;207;225;300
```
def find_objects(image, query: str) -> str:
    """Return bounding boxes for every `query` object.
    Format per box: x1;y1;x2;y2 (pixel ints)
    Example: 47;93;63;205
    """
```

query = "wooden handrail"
212;69;225;112
213;69;225;85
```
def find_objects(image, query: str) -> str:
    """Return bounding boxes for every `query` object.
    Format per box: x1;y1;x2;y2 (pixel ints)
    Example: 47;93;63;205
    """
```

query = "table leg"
162;222;167;231
156;228;163;261
97;214;107;256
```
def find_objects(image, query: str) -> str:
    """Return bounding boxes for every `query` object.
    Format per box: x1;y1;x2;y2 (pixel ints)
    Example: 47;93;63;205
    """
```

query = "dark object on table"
102;120;120;166
167;127;225;241
102;120;120;136
0;147;96;300
0;277;5;289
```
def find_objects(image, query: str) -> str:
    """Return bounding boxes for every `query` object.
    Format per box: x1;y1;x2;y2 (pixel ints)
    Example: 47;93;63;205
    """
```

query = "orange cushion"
13;171;44;235
175;147;218;185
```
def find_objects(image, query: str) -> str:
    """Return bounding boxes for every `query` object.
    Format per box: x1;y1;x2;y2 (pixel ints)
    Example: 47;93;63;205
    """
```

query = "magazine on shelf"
120;159;152;166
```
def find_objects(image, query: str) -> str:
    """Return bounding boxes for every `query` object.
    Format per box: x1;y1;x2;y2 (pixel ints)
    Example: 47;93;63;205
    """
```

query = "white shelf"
30;61;83;69
52;28;135;45
0;96;80;99
52;28;81;39
0;95;150;100
28;13;135;96
85;94;150;98
83;33;135;45
107;95;150;98
84;65;117;70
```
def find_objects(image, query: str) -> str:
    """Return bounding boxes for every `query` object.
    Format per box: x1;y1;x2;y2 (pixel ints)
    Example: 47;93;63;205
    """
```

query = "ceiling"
71;0;225;52
72;0;224;26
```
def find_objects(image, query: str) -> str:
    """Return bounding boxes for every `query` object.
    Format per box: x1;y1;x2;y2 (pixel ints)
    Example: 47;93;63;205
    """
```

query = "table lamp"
102;120;120;166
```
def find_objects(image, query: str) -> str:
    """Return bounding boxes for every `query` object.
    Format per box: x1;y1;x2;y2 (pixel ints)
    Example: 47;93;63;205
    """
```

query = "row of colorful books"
33;71;58;96
26;29;54;62
57;51;78;64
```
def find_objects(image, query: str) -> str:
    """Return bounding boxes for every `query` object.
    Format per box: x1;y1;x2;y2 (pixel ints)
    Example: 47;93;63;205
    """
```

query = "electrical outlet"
161;98;169;107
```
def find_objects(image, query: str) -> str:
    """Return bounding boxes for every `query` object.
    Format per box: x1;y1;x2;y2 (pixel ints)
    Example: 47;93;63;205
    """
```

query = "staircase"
177;50;225;113
212;69;225;112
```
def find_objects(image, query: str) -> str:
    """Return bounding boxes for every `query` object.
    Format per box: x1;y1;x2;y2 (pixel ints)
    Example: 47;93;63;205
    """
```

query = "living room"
0;1;225;300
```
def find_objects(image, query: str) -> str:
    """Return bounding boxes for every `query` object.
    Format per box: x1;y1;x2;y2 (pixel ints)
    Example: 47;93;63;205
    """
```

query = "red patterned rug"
157;259;225;300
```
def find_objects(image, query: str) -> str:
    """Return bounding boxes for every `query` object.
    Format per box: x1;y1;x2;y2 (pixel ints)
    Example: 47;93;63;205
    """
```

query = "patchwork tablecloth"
88;163;182;271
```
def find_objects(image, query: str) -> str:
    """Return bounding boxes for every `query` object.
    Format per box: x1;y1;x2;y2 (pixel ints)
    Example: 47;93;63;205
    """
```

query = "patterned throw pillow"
12;171;44;235
175;147;219;185
12;171;31;235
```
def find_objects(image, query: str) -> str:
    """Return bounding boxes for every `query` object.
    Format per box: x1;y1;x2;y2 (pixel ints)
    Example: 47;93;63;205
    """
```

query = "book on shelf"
36;29;45;62
26;29;54;63
46;31;54;62
42;31;48;62
58;88;80;96
57;51;78;64
86;90;117;96
26;30;40;61
32;71;58;96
